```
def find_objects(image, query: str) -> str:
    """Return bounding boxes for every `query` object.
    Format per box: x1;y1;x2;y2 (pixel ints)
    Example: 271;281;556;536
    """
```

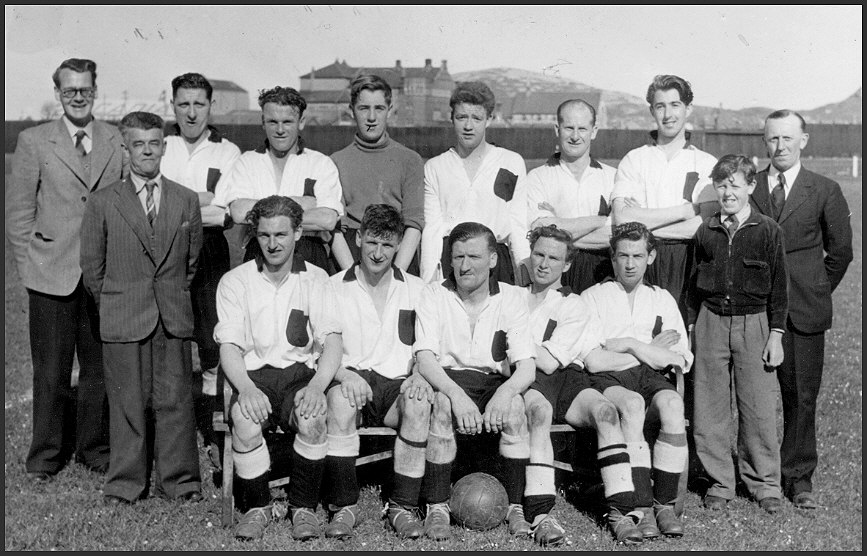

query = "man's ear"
489;250;498;270
647;248;657;266
355;231;362;249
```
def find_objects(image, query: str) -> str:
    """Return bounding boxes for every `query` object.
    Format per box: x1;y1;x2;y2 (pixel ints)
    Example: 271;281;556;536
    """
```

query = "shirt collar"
256;136;306;155
342;264;405;283
649;129;692;149
769;161;801;190
169;123;224;143
546;152;603;171
130;172;162;193
61;115;94;141
254;251;307;274
442;273;501;296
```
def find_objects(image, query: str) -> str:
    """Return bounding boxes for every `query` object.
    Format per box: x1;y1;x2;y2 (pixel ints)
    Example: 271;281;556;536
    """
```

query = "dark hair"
528;225;575;259
119;111;164;138
52;58;97;88
765;109;807;132
609;222;657;255
350;74;392;107
360;204;404;239
448;222;496;255
258;86;307;117
171;72;213;100
556;99;597;127
645;74;694;106
449;81;496;117
711;154;757;185
246;195;304;232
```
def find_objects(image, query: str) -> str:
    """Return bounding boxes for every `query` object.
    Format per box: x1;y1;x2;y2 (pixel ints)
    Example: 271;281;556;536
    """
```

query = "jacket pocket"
695;262;716;292
741;259;771;296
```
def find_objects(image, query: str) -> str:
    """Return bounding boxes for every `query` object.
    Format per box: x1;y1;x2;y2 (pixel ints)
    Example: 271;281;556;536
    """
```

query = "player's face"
358;230;399;276
555;104;597;161
714;170;756;216
352;89;391;143
612;238;655;291
451;236;496;293
262;103;305;155
650;88;693;141
764;115;809;173
452;103;491;152
172;87;213;143
256;215;302;271
54;68;96;127
122;127;164;179
530;236;572;290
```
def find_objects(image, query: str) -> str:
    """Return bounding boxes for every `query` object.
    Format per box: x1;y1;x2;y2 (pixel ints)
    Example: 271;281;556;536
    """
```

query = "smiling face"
357;229;399;277
172;87;213;143
450;235;496;294
714;170;756;216
612;238;655;292
452;102;491;153
555;103;597;162
352;89;391;143
256;215;302;272
764;115;809;173
123;127;164;180
262;103;305;155
55;68;96;127
650;88;692;142
530;236;571;290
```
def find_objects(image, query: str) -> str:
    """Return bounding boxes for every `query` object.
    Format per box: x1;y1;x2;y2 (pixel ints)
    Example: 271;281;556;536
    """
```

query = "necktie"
74;130;87;156
145;181;156;228
725;214;739;236
771;173;786;220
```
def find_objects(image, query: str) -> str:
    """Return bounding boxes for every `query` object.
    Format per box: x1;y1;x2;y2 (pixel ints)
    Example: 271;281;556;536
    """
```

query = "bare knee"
619;392;646;421
326;388;357;434
591;400;620;429
295;410;327;444
526;397;553;432
399;390;432;431
655;391;685;430
231;404;263;451
503;395;527;434
431;392;452;429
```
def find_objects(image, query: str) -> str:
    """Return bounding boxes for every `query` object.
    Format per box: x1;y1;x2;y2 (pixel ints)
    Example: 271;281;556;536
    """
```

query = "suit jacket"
751;166;852;333
80;176;202;343
5;119;126;296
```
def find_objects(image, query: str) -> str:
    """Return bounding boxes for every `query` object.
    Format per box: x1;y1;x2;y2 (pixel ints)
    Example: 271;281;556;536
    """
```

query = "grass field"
3;157;862;550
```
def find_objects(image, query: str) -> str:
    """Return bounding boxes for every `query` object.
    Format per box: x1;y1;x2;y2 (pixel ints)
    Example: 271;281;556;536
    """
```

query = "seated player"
214;196;343;542
522;225;646;545
324;204;432;539
580;222;691;539
414;222;536;541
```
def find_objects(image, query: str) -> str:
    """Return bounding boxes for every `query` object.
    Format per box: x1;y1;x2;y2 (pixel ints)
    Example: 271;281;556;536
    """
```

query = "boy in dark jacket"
688;155;787;514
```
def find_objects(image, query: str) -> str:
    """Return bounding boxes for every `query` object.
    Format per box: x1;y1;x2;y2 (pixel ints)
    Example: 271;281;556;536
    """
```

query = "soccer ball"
449;472;509;531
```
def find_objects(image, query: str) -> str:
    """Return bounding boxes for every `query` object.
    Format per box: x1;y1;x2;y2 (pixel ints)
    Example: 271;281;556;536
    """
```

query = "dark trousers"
26;281;109;474
644;239;693;320
778;322;825;498
190;228;231;371
565;248;613;294
102;321;201;501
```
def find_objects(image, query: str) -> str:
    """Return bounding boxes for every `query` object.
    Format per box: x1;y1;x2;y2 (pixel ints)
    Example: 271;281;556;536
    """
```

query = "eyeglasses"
59;87;96;99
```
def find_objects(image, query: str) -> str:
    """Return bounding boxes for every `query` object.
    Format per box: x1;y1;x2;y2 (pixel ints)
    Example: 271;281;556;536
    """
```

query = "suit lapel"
49;120;89;188
778;169;814;225
153;180;182;269
751;169;773;217
88;122;114;190
115;179;156;263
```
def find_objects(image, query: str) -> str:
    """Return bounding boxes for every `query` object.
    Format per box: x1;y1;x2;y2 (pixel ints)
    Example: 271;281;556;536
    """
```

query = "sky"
5;5;862;119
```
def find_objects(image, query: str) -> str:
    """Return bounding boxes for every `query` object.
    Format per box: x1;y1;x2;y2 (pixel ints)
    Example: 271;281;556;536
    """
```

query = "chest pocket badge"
493;169;518;202
542;319;557;342
286;309;310;347
491;330;508;362
303;178;317;197
398;309;416;346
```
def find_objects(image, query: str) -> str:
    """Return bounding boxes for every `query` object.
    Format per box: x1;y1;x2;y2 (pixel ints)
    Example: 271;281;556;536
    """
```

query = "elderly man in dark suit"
5;58;125;481
750;109;853;510
80;111;203;505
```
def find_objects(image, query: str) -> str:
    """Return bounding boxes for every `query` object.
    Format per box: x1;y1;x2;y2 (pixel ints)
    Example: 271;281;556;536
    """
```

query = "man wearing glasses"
6;58;126;483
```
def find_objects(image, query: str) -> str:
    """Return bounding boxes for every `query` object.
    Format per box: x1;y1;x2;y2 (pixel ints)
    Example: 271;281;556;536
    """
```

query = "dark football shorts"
231;362;316;432
529;364;597;423
589;363;677;407
346;368;405;427
444;368;507;412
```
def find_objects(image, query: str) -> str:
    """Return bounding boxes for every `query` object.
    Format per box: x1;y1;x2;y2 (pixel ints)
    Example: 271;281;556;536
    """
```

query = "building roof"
210;79;248;93
300;59;450;88
511;91;602;115
299;59;356;79
303;89;352;104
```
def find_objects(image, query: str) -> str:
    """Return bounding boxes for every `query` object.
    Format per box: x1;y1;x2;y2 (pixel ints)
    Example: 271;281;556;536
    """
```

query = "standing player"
524;99;616;293
421;82;529;284
610;75;717;308
324;204;432;540
581;222;691;539
414;222;535;540
214;196;343;541
330;74;424;275
521;226;646;545
216;86;344;272
160;72;240;400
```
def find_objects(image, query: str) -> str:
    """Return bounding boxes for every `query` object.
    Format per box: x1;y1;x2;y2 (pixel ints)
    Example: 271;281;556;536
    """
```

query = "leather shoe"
703;495;727;511
759;497;783;514
654;504;684;537
635;506;660;539
28;471;54;483
792;492;818;510
104;494;133;506
180;491;204;503
87;462;109;475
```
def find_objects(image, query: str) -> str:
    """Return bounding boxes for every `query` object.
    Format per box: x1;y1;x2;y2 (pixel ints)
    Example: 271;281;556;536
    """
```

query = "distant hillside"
452;68;861;129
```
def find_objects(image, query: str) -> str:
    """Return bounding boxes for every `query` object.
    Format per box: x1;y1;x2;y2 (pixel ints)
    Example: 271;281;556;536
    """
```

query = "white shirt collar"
769;161;801;195
130;172;163;193
61;115;94;141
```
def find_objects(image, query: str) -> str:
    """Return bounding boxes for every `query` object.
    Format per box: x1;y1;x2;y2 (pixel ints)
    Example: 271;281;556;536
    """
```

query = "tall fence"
5;121;861;160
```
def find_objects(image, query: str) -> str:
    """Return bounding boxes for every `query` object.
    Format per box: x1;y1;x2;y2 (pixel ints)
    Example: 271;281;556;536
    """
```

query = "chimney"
441;60;448;72
395;59;402;69
424;58;432;68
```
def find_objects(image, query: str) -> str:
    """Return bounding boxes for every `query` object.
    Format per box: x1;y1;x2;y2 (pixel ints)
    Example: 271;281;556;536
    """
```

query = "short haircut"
350;74;392;107
359;204;404;239
609;221;657;255
528;225;575;259
171;72;213;100
556;99;597;127
448;221;497;255
449;81;496;117
246;195;304;232
258;86;307;117
765;109;807;132
711;154;757;185
52;58;97;88
119;111;164;138
645;74;694;106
